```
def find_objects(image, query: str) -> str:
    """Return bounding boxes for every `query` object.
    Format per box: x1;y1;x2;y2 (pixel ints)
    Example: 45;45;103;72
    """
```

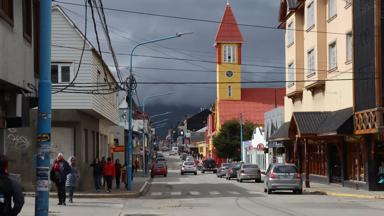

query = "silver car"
181;161;197;175
216;163;230;178
264;163;303;194
237;164;261;182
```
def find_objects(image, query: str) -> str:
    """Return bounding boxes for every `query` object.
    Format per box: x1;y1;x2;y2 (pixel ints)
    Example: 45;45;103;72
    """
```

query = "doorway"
329;143;342;183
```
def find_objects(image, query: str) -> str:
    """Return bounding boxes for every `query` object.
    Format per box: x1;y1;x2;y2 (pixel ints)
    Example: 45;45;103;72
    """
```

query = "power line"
54;0;348;36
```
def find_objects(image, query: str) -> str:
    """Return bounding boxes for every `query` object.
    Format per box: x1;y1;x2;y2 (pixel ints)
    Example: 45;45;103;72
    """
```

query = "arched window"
228;85;232;97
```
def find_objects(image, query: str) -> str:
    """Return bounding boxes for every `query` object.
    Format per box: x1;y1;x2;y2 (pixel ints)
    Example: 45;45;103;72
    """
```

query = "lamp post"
142;92;173;175
126;33;191;189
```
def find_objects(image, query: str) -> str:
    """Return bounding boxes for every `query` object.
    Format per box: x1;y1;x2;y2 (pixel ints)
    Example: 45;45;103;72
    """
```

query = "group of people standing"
90;157;123;192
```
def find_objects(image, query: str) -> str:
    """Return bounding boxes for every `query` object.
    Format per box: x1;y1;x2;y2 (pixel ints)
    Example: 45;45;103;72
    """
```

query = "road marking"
151;192;162;196
170;191;182;196
209;191;220;195
189;191;200;195
247;191;261;195
228;191;240;195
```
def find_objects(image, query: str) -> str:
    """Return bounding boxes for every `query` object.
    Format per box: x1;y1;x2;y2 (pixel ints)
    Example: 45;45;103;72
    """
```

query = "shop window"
0;0;13;25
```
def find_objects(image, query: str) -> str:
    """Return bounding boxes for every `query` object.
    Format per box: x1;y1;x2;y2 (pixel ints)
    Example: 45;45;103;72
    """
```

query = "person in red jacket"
103;157;115;192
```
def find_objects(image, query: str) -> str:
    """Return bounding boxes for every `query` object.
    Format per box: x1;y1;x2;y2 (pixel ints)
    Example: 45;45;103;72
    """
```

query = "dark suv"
201;159;217;173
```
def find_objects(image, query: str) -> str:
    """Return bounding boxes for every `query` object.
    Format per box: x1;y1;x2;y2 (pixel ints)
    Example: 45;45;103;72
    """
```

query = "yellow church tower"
215;3;244;101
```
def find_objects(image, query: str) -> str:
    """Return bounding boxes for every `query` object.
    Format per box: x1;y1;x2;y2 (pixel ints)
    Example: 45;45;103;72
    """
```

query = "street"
22;153;384;216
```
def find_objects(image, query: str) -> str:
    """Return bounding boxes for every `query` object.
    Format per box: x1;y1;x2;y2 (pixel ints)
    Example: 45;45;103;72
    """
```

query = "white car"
180;161;197;175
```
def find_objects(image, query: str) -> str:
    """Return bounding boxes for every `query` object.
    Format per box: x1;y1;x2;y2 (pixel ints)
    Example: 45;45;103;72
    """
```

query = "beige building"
270;0;371;190
282;0;353;121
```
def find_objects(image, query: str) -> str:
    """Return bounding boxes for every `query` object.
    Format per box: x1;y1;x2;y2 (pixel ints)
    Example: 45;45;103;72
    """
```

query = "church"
206;3;285;161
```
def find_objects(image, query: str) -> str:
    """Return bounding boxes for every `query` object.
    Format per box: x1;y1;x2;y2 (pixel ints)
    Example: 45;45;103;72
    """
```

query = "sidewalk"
24;171;152;198
304;182;384;199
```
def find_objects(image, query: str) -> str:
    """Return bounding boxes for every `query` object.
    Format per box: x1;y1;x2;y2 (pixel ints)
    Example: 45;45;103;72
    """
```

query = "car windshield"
273;165;297;173
157;158;166;162
203;160;215;165
184;162;194;166
222;163;230;168
243;164;258;169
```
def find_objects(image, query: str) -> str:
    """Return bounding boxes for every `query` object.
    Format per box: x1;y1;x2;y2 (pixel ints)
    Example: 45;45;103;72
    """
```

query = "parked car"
216;163;230;178
226;162;241;180
237;164;261;182
181;161;197;175
151;162;167;178
201;159;217;173
264;163;303;194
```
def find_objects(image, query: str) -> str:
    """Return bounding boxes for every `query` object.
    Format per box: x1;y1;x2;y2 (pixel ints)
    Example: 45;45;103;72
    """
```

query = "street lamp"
142;92;174;175
126;33;191;190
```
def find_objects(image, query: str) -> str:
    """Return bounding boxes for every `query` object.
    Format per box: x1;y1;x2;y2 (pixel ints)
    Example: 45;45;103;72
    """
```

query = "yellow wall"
284;0;353;122
217;43;241;101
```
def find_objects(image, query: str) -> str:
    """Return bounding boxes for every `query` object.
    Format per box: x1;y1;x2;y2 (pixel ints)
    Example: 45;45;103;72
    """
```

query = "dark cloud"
57;0;285;108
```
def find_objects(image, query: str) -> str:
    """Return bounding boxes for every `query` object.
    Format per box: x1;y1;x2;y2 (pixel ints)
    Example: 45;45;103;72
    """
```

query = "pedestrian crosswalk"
149;190;262;197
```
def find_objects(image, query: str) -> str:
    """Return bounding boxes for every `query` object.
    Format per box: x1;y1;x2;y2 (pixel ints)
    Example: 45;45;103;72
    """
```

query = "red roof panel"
215;4;244;43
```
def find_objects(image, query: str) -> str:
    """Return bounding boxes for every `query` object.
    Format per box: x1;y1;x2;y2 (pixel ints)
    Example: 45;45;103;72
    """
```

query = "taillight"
240;170;244;173
270;172;277;179
295;173;301;179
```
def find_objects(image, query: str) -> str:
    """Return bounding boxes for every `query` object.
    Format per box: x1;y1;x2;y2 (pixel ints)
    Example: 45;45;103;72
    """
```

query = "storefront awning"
317;107;353;136
268;122;290;142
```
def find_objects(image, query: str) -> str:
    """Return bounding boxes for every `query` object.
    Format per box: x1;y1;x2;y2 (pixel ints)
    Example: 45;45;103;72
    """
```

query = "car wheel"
264;188;267;193
202;171;205;174
194;172;197;175
297;189;303;194
239;179;243;183
151;175;154;178
255;178;261;183
181;172;184;175
236;178;239;182
164;174;167;177
267;188;272;194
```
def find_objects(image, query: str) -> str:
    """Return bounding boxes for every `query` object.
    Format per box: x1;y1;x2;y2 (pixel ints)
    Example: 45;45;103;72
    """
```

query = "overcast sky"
56;0;285;108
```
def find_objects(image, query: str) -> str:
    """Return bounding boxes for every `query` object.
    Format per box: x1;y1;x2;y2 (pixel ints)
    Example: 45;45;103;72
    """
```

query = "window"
0;0;13;25
51;64;72;83
223;45;236;63
228;85;232;97
23;0;32;41
346;32;352;62
328;0;337;19
307;2;314;29
345;0;352;7
287;22;294;46
328;42;337;70
307;49;315;77
288;63;295;87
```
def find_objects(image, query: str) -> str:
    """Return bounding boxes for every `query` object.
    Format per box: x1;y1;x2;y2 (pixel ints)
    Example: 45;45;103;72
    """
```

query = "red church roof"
215;4;244;43
218;88;285;125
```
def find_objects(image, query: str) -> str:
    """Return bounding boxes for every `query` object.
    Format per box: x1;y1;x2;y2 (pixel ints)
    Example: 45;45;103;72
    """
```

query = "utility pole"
240;113;244;162
35;0;52;215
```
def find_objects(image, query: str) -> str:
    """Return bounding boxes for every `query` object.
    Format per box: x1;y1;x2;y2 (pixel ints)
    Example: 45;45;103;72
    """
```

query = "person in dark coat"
101;156;106;188
66;156;79;203
50;153;71;205
90;157;103;192
114;159;122;189
0;155;24;215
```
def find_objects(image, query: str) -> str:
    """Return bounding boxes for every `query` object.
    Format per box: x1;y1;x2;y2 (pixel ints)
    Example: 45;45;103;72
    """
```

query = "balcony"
354;107;384;135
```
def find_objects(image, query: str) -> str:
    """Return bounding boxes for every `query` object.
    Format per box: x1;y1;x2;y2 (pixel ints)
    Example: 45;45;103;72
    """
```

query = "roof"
217;88;285;125
317;107;353;136
291;112;330;136
186;109;212;131
268;122;290;142
215;4;244;43
278;0;305;28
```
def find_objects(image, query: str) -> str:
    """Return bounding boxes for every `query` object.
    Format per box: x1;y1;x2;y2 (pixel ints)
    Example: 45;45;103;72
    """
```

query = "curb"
307;189;384;199
24;177;152;199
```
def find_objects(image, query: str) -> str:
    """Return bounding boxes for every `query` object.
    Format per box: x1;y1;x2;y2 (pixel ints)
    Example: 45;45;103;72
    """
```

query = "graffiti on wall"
6;128;32;152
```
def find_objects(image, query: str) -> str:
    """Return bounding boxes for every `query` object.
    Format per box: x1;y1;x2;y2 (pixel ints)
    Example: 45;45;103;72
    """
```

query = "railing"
354;107;384;134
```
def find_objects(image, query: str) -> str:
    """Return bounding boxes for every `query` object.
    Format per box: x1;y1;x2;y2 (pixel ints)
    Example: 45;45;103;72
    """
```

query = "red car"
151;162;167;178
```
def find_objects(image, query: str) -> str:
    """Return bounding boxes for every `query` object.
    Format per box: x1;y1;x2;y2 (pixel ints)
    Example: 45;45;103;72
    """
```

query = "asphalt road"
21;152;384;216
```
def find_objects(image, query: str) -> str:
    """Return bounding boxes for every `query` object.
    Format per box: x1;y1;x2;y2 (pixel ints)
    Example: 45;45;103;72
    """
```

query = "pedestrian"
0;155;24;215
114;159;122;189
50;153;71;205
134;158;139;173
90;157;103;192
103;157;115;192
100;156;106;188
378;161;384;184
66;156;79;203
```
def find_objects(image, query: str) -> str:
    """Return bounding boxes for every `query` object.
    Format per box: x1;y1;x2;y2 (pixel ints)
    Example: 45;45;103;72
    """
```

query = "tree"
213;119;255;161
